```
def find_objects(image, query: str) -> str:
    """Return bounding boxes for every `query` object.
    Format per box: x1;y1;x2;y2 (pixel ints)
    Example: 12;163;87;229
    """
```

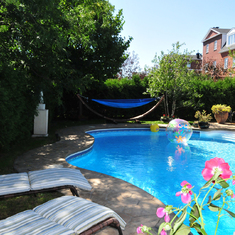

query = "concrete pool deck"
14;122;235;235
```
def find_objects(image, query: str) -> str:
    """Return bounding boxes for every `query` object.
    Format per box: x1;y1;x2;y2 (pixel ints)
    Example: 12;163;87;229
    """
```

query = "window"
213;61;216;67
233;58;235;68
228;34;235;46
224;58;228;69
206;44;209;53
187;62;191;68
214;40;217;50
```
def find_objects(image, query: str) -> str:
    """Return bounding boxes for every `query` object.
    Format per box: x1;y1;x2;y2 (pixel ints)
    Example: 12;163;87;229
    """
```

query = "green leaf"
218;177;229;188
201;172;220;189
191;223;208;235
208;203;220;212
173;207;188;233
207;196;212;204
212;188;222;201
224;208;235;218
174;224;191;235
189;203;200;225
158;223;165;235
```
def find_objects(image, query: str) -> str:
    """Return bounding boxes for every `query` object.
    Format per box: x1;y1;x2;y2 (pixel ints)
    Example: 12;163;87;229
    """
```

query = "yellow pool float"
150;124;159;132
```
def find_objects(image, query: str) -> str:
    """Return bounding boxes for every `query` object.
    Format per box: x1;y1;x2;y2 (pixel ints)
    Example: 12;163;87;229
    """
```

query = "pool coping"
14;122;235;235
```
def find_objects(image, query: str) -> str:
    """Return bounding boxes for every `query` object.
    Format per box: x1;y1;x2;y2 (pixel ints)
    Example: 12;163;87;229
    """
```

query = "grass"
0;192;63;220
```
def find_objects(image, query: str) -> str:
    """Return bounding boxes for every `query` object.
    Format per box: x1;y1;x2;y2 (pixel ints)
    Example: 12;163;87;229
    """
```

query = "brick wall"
203;35;225;65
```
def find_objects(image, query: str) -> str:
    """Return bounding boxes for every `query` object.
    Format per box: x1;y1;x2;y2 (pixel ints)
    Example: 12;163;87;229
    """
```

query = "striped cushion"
28;168;92;191
33;196;126;234
0;210;75;235
0;173;30;196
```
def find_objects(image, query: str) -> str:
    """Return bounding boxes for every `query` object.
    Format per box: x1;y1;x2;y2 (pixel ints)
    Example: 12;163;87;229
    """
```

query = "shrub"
0;65;38;150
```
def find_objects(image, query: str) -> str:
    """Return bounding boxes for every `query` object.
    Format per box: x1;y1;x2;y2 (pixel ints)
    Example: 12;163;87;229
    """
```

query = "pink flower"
160;228;167;235
137;225;143;234
156;207;170;222
202;157;232;181
159;223;171;235
233;179;235;185
176;181;193;204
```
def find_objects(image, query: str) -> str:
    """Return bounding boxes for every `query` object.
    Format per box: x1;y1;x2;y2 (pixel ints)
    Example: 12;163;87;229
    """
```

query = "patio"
13;122;235;235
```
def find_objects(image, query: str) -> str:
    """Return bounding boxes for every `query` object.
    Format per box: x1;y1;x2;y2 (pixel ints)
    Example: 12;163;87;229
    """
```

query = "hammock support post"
77;94;164;123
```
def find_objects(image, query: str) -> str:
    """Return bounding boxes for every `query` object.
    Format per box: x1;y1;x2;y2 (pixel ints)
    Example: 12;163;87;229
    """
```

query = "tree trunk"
165;91;170;117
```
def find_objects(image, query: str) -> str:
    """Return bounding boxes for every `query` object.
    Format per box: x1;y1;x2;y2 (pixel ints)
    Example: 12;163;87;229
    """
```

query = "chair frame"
80;217;123;235
0;185;79;199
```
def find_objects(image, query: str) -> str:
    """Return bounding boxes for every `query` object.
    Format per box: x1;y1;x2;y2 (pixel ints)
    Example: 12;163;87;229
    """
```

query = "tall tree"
146;42;195;117
0;0;131;94
117;51;140;79
0;0;131;149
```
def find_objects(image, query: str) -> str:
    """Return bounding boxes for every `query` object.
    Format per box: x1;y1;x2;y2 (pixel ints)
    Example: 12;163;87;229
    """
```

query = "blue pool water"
67;128;235;234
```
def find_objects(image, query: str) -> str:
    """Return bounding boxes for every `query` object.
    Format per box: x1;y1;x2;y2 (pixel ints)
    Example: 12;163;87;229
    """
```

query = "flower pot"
198;121;209;129
160;117;169;123
214;112;228;124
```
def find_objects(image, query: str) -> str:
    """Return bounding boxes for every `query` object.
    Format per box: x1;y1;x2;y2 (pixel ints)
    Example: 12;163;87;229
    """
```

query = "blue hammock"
91;98;156;109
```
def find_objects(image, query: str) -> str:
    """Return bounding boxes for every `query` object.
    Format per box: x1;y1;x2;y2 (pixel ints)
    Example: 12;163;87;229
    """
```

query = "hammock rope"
77;94;164;123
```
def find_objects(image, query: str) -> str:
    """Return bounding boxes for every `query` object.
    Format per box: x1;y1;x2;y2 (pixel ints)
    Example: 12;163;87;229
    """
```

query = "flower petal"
137;225;143;234
181;193;191;204
220;163;232;179
176;191;182;196
205;157;225;169
161;228;167;235
164;213;170;223
232;179;235;185
186;183;192;189
180;180;189;187
202;168;213;181
156;207;166;218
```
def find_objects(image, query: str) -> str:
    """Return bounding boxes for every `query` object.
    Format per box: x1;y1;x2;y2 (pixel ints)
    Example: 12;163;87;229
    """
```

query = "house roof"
202;27;230;43
189;54;202;60
219;43;235;54
163;54;202;60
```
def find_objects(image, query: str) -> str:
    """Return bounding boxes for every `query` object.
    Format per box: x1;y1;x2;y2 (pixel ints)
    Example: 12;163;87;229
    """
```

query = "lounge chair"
0;196;126;235
0;168;92;199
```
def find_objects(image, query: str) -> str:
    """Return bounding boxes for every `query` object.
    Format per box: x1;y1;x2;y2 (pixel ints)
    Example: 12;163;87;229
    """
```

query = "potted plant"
194;110;212;129
211;104;231;124
160;114;174;123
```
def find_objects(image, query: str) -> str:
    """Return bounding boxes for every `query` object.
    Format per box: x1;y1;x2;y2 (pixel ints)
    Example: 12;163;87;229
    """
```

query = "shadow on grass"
0;191;63;220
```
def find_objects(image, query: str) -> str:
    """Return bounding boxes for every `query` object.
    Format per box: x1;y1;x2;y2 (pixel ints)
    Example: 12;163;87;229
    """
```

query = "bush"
56;75;164;120
189;77;235;116
0;65;38;150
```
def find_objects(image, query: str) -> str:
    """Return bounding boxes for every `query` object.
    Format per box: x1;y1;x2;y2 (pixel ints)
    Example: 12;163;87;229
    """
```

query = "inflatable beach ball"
166;119;192;143
150;124;159;132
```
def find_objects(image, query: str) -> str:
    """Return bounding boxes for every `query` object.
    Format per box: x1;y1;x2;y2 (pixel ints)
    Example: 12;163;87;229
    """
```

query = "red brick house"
202;27;235;71
187;53;202;72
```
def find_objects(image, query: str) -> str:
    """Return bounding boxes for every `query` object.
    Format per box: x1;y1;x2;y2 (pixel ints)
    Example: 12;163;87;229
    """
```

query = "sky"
108;0;235;71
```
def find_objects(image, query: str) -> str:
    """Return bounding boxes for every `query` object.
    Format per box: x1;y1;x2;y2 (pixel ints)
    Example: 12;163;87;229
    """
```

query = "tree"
117;51;140;79
0;0;131;93
0;0;131;149
202;59;228;81
146;42;195;117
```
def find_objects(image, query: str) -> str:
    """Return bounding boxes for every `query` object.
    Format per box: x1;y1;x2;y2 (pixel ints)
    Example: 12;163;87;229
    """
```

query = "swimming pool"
66;128;235;235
